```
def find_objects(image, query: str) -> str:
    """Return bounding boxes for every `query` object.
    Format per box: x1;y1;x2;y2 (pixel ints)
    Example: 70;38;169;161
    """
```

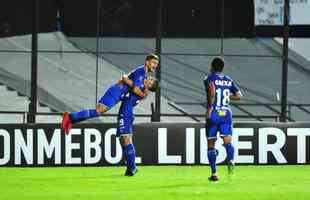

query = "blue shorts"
116;114;134;137
206;109;233;140
98;84;126;110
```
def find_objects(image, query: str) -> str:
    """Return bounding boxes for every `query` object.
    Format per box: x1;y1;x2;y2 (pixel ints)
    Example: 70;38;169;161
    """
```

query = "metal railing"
0;110;281;124
174;102;310;122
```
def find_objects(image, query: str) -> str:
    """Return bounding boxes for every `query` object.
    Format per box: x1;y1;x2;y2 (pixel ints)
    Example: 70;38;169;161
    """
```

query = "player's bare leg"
208;139;219;182
96;104;109;114
119;135;138;176
223;136;235;175
119;135;132;147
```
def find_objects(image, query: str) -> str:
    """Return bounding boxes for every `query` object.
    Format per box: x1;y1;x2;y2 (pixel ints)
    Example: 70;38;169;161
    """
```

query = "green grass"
0;165;309;200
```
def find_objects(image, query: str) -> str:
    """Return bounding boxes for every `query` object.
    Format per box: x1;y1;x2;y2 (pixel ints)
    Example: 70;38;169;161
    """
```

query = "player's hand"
205;111;212;125
206;109;212;119
206;118;212;125
205;109;213;125
143;89;150;99
117;79;123;85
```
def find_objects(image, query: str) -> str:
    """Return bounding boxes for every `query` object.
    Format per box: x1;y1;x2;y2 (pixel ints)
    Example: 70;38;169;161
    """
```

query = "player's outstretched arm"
230;91;242;101
121;75;147;98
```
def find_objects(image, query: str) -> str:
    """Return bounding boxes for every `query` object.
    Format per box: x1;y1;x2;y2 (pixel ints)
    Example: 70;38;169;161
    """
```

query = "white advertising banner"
255;0;310;25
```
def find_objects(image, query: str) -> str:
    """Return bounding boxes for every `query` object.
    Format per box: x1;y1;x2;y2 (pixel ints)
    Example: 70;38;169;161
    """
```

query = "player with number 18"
204;57;242;181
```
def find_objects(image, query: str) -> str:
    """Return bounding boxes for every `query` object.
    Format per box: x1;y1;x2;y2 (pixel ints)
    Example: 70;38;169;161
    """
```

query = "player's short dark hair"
211;57;225;72
149;78;159;92
145;53;159;62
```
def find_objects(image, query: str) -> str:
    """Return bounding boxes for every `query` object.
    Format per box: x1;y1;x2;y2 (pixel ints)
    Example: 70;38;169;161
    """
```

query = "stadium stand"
0;32;309;122
70;37;310;121
275;38;310;62
0;32;195;123
0;83;60;123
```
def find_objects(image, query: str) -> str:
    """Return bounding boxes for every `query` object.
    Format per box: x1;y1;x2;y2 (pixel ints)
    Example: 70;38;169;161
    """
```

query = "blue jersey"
204;73;239;111
118;79;145;118
98;65;147;109
204;73;240;139
116;64;147;95
127;65;147;89
116;79;145;137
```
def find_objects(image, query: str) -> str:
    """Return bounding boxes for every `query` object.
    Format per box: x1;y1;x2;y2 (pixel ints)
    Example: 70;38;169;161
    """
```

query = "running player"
61;54;159;134
204;57;242;182
117;76;159;176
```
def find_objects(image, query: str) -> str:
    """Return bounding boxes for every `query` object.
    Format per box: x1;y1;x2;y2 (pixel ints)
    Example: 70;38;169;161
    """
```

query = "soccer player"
61;53;159;134
117;76;159;176
204;57;242;182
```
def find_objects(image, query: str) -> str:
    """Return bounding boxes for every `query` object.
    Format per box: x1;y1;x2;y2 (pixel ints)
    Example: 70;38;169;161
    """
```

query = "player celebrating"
204;57;242;182
117;76;159;176
61;54;159;134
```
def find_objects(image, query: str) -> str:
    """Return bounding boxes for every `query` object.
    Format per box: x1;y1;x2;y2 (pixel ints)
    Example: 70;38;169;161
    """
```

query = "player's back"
128;65;147;82
118;64;147;94
205;73;239;111
110;64;147;97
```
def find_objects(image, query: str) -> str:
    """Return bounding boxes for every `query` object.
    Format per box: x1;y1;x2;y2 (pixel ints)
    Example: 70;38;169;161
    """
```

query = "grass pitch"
0;165;309;200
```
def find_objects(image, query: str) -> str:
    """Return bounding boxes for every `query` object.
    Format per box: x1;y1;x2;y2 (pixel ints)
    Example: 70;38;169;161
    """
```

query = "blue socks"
208;148;218;174
224;143;235;162
70;109;100;123
207;144;234;175
123;144;136;170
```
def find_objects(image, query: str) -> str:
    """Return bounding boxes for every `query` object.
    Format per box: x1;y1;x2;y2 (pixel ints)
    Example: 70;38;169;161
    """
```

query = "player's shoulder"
204;75;210;85
135;65;145;72
204;73;220;83
204;74;214;81
129;65;145;77
223;74;234;82
130;64;143;72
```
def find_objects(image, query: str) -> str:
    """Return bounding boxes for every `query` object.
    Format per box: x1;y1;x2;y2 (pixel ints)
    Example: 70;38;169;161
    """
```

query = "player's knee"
120;135;132;146
96;104;108;114
208;139;216;149
223;136;232;144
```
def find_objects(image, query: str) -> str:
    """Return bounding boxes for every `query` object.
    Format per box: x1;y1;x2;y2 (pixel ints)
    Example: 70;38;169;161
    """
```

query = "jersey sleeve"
128;68;144;86
231;81;240;94
128;69;137;81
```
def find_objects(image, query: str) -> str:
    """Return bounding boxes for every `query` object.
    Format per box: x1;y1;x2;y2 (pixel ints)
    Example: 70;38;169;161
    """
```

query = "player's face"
146;78;155;89
146;59;159;73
